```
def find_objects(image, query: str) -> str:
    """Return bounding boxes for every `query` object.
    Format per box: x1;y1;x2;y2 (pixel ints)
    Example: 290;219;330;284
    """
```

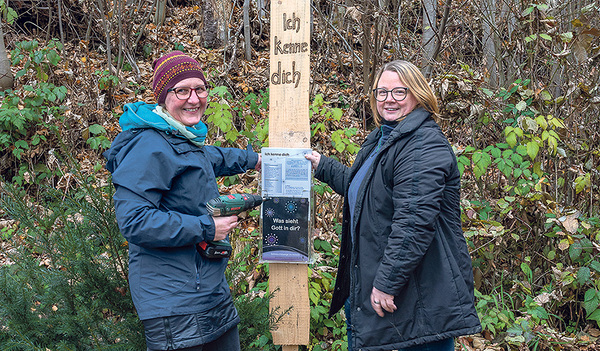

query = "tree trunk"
361;8;374;94
201;0;221;48
257;0;267;21
395;0;402;55
0;23;14;91
200;0;232;49
243;0;251;60
481;0;498;87
154;0;167;26
361;0;389;96
499;0;517;86
421;0;437;77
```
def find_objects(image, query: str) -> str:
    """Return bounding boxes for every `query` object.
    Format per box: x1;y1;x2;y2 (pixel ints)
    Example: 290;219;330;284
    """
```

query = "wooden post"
268;0;311;348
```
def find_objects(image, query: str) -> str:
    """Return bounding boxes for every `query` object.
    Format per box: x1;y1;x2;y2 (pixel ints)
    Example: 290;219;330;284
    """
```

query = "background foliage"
0;0;599;350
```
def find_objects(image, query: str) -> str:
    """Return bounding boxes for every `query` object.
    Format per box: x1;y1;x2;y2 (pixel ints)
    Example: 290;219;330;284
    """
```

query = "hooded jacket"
104;102;258;331
314;107;481;350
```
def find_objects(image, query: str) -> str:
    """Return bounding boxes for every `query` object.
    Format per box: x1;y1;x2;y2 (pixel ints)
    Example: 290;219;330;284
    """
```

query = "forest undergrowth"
0;1;599;350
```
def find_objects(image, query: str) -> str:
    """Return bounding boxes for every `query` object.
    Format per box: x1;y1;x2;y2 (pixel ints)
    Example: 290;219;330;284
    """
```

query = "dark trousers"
146;325;240;351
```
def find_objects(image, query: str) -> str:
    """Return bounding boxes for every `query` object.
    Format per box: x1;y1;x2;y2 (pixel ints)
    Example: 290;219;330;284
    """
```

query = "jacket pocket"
138;247;196;300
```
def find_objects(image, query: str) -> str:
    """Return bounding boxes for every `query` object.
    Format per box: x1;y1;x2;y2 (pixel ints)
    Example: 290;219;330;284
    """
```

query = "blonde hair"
369;60;439;126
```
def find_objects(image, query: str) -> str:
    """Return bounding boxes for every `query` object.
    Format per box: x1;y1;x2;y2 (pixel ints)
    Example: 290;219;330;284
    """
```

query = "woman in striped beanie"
104;51;261;351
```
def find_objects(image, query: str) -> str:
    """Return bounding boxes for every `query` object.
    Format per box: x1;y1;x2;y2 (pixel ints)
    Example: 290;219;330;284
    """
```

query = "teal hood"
119;101;207;146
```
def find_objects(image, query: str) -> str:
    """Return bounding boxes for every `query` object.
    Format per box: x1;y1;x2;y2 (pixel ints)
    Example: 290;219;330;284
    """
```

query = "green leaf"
515;101;528;111
309;288;319;305
506;132;517;148
569;242;583;260
547;136;557;155
536;115;548;129
473;151;491;178
577;267;591;285
589;309;600;323
481;88;494;97
526;141;540;160
584;289;599;316
590;260;600;273
522;6;535;16
510;153;523;164
560;32;573;43
540;90;553;101
502;149;514;159
491;147;501;158
521;262;532;280
513;168;522;178
225;129;239;142
31;135;41;146
537;3;549;10
549;116;566;129
14;140;29;149
331;108;343;121
6;7;17;24
88;124;105;135
575;173;591;193
515;145;527;156
47;50;61;66
318;240;332;253
539;33;552;41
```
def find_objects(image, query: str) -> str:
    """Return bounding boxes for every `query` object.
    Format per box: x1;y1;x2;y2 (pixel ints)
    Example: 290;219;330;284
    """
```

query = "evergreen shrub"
0;176;145;350
0;170;282;350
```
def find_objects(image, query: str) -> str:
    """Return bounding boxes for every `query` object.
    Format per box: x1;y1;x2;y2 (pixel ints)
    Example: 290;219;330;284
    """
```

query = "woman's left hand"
371;287;397;317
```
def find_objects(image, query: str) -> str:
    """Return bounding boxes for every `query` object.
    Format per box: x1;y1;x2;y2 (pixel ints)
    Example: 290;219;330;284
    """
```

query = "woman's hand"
254;154;262;171
212;215;238;241
304;151;321;171
371;287;397;317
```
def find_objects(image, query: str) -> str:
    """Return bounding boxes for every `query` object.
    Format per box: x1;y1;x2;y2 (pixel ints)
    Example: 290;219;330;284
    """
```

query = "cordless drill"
198;194;263;259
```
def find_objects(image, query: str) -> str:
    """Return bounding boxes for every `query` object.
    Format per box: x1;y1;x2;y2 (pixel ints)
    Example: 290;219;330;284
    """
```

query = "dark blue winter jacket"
314;108;481;350
104;103;258;327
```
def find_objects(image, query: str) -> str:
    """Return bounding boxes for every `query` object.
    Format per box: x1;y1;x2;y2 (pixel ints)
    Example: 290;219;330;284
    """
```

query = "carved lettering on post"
269;8;310;147
273;37;309;55
271;61;301;88
270;12;309;91
283;12;301;32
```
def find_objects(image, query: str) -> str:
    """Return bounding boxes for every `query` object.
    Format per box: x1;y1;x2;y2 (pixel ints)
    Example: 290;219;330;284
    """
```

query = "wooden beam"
270;264;310;346
268;0;311;348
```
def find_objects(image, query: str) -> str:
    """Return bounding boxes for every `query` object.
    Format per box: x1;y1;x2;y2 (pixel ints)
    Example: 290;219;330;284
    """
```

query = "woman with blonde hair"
306;60;481;350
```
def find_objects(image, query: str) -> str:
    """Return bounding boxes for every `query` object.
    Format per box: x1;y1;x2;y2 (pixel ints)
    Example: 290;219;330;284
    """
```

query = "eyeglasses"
167;86;209;100
373;87;409;102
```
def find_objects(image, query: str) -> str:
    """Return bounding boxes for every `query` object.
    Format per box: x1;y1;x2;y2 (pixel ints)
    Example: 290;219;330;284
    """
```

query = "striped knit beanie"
152;51;207;104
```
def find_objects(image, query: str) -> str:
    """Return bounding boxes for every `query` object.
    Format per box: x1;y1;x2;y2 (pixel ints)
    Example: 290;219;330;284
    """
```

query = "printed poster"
260;148;313;263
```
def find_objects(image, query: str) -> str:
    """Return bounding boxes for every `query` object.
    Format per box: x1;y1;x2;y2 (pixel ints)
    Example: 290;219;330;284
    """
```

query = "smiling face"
164;77;208;127
376;70;419;123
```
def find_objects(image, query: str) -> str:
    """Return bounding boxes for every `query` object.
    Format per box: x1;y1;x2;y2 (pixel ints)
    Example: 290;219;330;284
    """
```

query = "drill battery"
197;240;233;259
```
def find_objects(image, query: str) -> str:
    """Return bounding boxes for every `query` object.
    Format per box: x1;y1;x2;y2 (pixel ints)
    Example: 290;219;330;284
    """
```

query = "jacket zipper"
195;253;201;290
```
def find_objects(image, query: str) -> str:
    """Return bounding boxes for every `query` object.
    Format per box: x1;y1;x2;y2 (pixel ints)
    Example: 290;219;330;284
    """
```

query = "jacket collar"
389;107;432;140
368;107;432;150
